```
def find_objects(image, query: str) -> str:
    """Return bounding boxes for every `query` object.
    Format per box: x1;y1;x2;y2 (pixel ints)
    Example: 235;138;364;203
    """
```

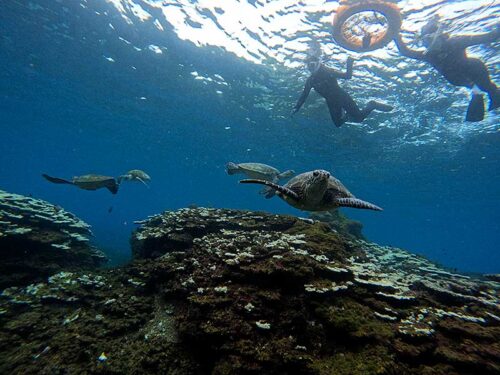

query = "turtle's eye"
313;171;319;177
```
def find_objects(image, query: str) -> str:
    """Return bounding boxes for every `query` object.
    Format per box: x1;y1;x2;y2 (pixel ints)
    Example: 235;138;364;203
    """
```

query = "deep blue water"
1;0;499;273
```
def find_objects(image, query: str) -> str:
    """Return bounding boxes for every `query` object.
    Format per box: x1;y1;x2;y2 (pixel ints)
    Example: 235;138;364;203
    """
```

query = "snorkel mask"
420;15;447;52
305;40;322;74
307;59;321;73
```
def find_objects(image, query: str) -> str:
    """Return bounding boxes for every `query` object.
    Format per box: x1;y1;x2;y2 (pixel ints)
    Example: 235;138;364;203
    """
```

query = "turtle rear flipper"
260;176;281;199
259;187;276;199
240;179;299;200
335;197;382;211
42;174;73;185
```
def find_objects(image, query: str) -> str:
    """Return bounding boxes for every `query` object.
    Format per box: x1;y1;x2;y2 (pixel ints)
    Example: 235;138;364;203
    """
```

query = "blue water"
1;0;499;273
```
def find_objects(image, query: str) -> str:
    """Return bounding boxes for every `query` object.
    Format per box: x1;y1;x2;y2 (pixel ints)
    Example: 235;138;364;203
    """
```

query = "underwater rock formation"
1;207;498;374
309;209;364;239
0;190;107;288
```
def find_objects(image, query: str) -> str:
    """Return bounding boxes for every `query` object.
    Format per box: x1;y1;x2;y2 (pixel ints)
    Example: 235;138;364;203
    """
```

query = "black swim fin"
42;174;73;185
488;89;500;111
372;102;393;112
465;93;485;122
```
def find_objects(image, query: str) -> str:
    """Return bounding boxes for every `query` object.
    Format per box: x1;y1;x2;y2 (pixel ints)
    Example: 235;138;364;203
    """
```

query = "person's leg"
342;92;393;123
466;58;499;111
326;99;345;127
340;92;363;122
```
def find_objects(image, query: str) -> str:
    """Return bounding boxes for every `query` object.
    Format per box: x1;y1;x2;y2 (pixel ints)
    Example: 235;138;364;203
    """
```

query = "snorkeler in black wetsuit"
292;56;393;127
395;16;500;122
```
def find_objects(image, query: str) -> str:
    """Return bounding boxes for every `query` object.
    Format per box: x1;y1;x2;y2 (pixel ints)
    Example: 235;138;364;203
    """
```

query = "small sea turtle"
226;162;295;198
240;169;382;212
117;169;151;187
42;174;119;194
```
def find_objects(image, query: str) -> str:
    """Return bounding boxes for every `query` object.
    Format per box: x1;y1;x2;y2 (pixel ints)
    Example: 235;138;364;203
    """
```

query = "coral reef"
1;207;498;374
0;190;107;288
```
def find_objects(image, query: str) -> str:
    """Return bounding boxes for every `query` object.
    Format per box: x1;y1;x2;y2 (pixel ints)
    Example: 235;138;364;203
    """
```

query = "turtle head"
130;170;151;181
305;170;330;201
119;170;151;187
226;162;239;175
311;170;330;183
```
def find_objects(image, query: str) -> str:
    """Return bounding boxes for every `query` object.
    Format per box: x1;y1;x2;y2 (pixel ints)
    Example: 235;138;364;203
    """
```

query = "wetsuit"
395;27;500;119
293;58;392;127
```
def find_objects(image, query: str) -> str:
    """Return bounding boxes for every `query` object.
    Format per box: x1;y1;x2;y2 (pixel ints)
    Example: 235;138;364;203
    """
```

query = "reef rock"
0;190;107;288
0;207;498;374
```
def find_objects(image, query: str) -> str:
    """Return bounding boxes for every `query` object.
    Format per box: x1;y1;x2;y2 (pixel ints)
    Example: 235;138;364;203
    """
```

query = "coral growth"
1;207;499;374
0;190;107;288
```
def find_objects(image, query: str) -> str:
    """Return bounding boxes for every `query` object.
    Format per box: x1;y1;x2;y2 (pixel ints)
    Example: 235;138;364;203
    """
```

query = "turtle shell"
237;163;280;180
72;175;117;190
282;171;354;210
285;172;353;198
73;174;115;183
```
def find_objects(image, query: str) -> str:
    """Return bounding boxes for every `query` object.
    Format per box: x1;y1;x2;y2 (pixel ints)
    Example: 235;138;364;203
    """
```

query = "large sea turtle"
226;162;295;198
117;169;151;187
240;169;382;212
42;174;119;194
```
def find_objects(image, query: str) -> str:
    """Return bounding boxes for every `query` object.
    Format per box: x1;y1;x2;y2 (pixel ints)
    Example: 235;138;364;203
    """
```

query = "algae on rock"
1;207;499;374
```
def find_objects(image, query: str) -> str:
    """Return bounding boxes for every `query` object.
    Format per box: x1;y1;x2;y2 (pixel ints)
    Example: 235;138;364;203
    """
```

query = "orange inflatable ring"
332;1;401;52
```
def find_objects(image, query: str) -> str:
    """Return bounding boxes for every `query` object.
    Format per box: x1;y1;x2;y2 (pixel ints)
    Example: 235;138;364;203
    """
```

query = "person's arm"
394;33;426;60
292;76;313;114
332;57;354;79
451;24;500;49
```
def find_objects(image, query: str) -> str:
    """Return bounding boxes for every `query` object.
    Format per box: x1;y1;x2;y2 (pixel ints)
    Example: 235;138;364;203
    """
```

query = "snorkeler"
292;56;393;127
395;16;500;122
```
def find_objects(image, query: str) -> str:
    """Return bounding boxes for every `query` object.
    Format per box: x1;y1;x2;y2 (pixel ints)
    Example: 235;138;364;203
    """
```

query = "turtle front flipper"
106;180;119;195
136;177;150;188
335;197;383;211
42;174;74;185
240;179;299;200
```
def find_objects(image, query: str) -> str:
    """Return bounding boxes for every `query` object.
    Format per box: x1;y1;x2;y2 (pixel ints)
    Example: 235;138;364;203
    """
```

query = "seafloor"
0;190;499;374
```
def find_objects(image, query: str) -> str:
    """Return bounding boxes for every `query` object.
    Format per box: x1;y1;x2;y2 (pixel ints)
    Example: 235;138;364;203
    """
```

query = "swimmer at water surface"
292;55;393;128
395;16;500;122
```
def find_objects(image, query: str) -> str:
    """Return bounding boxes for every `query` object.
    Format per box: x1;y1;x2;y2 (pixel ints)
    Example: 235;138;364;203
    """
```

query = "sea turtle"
42;174;119;194
240;169;382;212
117;169;151;187
226;162;295;198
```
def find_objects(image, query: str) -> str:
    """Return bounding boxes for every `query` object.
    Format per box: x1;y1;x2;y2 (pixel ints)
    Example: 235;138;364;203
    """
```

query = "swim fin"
488;89;500;111
465;93;485;122
372;102;393;112
42;174;73;185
